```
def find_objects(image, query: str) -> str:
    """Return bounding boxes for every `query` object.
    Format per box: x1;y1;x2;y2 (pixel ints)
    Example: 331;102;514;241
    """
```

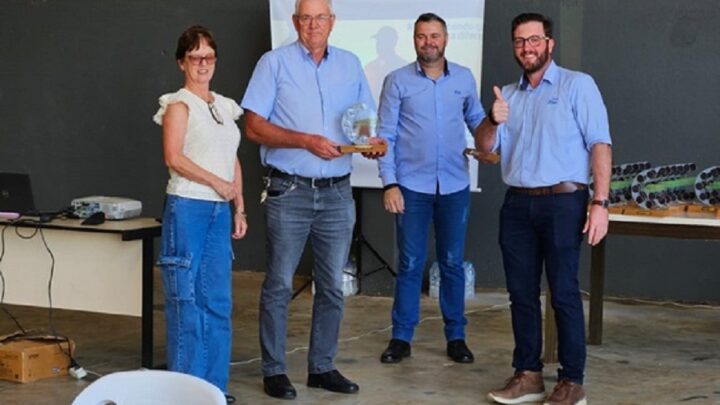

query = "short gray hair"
294;0;334;14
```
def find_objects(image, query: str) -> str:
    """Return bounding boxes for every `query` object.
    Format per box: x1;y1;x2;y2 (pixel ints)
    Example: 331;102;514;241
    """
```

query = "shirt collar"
295;40;331;62
519;59;558;90
414;59;450;78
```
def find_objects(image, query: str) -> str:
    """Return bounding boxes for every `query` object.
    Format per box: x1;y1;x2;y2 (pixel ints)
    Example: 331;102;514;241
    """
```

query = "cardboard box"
0;335;74;383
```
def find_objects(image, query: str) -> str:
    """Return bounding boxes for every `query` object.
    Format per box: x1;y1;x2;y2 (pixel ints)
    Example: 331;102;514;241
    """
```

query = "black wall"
0;0;270;269
1;1;718;302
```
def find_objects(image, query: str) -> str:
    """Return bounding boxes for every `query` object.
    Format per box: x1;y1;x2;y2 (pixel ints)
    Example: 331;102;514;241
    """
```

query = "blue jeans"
157;195;233;392
392;186;470;342
499;189;588;384
259;175;355;376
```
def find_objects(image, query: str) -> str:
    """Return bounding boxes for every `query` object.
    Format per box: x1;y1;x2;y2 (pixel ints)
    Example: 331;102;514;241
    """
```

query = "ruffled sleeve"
214;93;243;121
152;91;185;125
230;99;243;121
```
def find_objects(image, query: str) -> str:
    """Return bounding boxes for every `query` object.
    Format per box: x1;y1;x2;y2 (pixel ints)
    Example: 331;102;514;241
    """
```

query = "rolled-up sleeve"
241;53;277;119
574;75;612;150
463;72;486;132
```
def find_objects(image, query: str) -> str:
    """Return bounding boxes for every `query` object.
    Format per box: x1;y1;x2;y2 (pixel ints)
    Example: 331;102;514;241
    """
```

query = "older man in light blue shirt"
241;0;376;399
377;13;486;366
242;41;373;179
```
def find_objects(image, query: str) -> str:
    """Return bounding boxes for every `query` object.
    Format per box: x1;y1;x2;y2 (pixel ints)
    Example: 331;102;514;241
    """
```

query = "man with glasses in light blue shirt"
241;0;381;400
377;13;492;366
478;13;612;405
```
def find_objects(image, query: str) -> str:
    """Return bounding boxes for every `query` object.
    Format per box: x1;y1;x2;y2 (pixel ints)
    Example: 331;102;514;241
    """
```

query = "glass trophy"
338;103;387;154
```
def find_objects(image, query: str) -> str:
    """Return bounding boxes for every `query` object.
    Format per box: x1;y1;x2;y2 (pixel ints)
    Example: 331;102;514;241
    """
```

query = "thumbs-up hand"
490;85;509;125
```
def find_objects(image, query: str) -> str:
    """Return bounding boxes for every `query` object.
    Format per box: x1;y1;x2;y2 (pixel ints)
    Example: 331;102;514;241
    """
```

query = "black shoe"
263;374;297;400
447;339;474;363
307;369;359;394
225;394;236;404
380;339;411;363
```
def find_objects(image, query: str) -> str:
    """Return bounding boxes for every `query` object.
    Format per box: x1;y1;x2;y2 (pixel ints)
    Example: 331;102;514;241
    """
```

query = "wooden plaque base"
337;143;387;154
608;206;625;215
607;203;720;219
686;204;720;218
463;148;500;164
619;205;687;217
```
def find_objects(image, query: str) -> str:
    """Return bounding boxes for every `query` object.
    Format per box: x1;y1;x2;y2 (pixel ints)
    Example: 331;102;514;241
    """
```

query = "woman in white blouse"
153;25;246;404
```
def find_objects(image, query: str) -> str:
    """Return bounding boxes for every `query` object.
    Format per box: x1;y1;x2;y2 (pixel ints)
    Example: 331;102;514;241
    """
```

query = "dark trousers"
499;189;588;384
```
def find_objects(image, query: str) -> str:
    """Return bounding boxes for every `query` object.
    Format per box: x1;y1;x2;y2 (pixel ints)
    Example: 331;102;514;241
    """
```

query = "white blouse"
153;88;242;201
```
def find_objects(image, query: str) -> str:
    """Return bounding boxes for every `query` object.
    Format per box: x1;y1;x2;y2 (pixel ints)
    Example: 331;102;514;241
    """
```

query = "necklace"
185;87;223;125
207;101;224;125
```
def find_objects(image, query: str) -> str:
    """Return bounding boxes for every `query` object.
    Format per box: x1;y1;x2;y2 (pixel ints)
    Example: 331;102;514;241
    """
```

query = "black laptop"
0;173;37;215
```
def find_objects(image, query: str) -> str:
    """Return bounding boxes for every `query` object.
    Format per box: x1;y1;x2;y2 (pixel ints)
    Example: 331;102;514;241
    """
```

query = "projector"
71;196;142;220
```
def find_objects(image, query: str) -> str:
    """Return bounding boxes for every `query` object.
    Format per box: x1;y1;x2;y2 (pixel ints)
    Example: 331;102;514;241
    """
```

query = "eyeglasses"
187;54;217;65
512;35;550;48
207;102;224;125
295;14;333;26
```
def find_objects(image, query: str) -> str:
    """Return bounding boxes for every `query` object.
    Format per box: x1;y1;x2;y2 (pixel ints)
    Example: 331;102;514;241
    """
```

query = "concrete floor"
0;271;718;405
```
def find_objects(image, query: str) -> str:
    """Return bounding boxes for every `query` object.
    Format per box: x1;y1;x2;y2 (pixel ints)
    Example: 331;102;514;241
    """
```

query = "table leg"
543;288;558;363
588;238;606;345
141;238;154;368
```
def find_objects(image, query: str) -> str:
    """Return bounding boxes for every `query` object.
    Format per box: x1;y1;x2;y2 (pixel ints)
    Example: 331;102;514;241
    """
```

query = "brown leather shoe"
543;379;587;405
487;371;546;404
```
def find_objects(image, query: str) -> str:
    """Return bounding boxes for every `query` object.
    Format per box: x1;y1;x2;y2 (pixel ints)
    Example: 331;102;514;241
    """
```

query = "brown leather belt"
509;181;587;196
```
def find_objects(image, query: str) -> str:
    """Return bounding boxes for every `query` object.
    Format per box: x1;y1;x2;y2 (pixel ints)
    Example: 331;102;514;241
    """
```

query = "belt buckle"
310;177;319;188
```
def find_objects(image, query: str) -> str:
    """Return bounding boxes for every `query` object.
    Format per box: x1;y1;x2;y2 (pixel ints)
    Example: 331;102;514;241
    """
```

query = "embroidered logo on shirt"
548;97;559;104
454;90;462;95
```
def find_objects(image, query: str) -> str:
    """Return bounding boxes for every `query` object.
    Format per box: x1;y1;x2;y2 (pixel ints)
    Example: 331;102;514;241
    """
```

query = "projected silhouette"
364;26;407;103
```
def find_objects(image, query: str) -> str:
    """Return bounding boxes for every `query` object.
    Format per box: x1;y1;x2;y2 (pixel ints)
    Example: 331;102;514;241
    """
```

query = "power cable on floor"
579;289;719;310
228;289;719;368
79;286;720;375
229;302;511;367
0;219;85;378
0;221;29;334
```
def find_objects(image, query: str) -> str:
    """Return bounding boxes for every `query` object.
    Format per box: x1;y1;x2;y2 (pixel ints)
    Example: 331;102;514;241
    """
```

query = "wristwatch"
591;199;610;209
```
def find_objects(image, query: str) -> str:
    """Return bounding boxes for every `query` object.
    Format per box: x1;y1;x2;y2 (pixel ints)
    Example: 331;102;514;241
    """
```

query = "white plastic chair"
71;369;226;405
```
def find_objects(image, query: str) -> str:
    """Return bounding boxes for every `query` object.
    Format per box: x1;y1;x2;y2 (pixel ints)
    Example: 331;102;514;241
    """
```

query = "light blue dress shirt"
241;41;374;178
493;61;612;187
378;61;485;195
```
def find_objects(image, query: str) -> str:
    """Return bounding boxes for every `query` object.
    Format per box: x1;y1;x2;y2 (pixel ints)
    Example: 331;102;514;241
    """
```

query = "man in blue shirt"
241;0;381;399
477;13;612;405
377;13;488;366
